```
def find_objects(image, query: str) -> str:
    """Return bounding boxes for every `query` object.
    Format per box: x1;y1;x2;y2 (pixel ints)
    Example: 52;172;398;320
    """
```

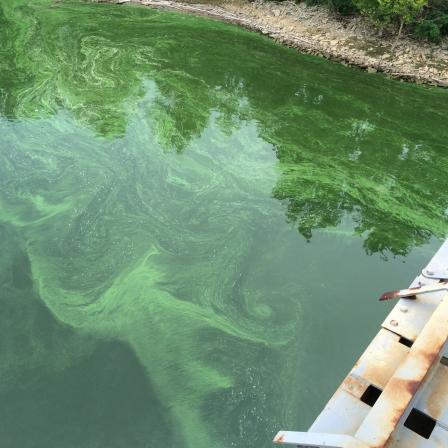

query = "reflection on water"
2;2;447;255
0;1;448;447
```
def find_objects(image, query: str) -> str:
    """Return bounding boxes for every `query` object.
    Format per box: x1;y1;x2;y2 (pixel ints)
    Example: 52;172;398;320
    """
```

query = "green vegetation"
413;0;448;41
306;0;357;15
303;0;448;42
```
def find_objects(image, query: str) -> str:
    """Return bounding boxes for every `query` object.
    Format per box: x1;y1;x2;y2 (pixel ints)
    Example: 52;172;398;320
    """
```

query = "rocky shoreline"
95;0;448;87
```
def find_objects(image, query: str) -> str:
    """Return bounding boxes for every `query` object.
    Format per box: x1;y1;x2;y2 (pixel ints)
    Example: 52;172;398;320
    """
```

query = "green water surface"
1;1;448;447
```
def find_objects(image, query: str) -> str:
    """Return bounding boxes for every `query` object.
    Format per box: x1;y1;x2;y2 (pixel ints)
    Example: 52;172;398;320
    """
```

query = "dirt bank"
95;0;448;87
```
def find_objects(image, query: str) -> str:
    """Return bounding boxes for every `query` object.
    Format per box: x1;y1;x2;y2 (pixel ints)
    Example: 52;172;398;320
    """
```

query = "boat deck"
274;241;448;447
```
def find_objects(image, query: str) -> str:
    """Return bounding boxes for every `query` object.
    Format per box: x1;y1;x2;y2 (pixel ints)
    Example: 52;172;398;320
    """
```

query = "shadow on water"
0;225;176;448
1;339;175;448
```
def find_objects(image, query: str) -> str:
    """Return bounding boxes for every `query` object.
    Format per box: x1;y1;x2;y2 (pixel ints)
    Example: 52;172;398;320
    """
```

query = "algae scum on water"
1;1;448;447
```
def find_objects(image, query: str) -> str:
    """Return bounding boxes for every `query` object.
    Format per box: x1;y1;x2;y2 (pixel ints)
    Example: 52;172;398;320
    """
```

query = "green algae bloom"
0;1;448;447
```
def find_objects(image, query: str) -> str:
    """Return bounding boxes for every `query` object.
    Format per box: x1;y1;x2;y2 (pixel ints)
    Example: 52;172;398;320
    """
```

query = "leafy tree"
354;0;428;43
413;0;448;42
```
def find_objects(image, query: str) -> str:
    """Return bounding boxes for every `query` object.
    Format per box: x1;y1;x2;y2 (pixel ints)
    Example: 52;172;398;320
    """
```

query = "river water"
1;1;448;447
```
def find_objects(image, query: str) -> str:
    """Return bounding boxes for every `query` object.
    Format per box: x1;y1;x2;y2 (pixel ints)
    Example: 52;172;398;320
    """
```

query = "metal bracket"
380;282;448;301
422;268;448;280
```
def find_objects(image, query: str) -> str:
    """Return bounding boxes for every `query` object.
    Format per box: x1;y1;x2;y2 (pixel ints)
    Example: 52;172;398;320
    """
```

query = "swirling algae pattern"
0;1;448;447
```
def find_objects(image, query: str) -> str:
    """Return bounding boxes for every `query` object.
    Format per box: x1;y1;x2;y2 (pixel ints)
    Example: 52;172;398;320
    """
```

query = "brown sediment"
93;0;448;87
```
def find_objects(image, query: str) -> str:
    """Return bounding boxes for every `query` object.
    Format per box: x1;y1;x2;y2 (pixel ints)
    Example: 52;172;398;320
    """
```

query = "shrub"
305;0;358;15
330;0;358;14
412;0;448;42
354;0;428;26
414;18;442;41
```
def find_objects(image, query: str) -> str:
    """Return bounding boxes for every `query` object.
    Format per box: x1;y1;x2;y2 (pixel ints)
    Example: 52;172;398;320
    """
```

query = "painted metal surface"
273;240;448;448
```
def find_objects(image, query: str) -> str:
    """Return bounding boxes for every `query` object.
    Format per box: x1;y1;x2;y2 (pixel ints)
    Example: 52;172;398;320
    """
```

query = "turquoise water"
1;1;448;447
